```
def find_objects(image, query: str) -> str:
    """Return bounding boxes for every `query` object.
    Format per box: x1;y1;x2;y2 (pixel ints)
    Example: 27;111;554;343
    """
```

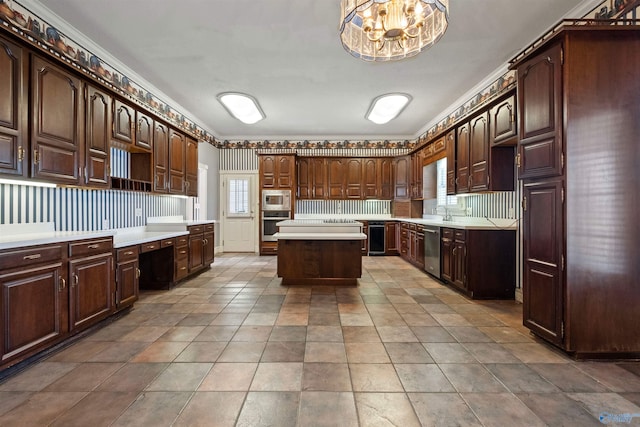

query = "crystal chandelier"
340;0;449;61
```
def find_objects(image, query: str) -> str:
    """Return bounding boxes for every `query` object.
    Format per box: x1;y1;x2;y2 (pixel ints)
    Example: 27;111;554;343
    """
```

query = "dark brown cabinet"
469;113;490;192
455;123;470;194
445;130;456;195
410;151;424;199
174;235;189;281
168;129;186;194
297;157;327;199
115;246;139;310
135;112;153;151
327;158;345;199
394;156;410;199
512;25;640;356
112;100;152;152
379;158;394;200
345;158;363;199
399;222;409;258
441;227;515;299
84;85;111;188
187;224;214;274
516;42;563;180
0;35;27;178
31;55;83;185
362;158;377;199
384;221;398;255
260;154;295;190
153;122;169;193
204;228;215;266
0;244;66;366
490;94;517;146
67;238;114;332
185;137;198;197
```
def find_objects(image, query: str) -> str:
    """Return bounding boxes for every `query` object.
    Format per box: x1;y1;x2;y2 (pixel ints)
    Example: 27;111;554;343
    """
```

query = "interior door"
221;173;257;252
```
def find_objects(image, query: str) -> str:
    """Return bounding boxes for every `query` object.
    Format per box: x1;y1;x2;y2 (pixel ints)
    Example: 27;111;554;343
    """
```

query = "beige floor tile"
198;363;258;391
349;364;403;392
354;392;422;427
173;391;246;427
250;362;303;391
298;391;358;427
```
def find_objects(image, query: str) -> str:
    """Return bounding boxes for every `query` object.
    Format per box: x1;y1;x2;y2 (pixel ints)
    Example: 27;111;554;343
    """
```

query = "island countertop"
274;219;366;240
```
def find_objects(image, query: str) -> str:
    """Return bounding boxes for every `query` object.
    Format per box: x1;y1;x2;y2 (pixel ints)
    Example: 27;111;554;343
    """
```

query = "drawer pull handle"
165;241;173;245
72;273;79;287
87;244;100;249
59;277;66;291
23;254;42;260
124;251;134;256
136;268;141;278
180;266;187;271
148;245;156;249
180;250;187;254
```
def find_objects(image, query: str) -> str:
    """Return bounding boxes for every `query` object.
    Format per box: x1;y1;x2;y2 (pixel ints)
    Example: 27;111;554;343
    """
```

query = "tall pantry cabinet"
512;24;640;357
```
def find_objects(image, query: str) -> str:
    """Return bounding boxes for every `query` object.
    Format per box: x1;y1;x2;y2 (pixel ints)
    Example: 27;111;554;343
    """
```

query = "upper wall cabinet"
153;122;169;193
168;129;186;194
112;100;153;153
260;154;296;190
445;130;456;195
455;123;470;194
0;34;27;178
31;54;83;185
84;84;111;188
185;137;198;197
394;156;410;200
490;94;517;146
345;158;363;199
469;112;490;192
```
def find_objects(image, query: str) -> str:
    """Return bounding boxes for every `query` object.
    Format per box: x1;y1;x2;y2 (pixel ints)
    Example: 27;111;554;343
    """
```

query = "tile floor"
1;254;639;426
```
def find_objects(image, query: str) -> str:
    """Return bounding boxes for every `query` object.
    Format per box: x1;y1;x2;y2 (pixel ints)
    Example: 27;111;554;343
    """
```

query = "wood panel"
455;123;470;193
185;137;198;196
85;85;111;187
68;252;113;331
153;122;169;192
168;129;185;194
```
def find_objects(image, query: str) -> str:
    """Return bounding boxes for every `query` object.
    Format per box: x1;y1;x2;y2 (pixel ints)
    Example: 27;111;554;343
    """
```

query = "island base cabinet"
0;263;67;364
278;240;362;286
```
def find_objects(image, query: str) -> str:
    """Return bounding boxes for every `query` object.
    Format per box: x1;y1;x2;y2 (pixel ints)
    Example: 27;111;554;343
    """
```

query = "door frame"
219;171;259;253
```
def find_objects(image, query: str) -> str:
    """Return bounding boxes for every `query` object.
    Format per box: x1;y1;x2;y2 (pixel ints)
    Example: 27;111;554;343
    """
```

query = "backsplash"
0;183;186;231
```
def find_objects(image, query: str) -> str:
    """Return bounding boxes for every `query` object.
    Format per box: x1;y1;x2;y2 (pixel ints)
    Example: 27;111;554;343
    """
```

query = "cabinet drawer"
0;244;64;270
175;258;189;279
454;230;466;241
189;226;203;234
140;241;161;253
204;224;214;232
176;235;189;247
400;223;409;230
116;246;139;261
161;238;175;248
175;246;189;259
69;238;112;257
442;228;454;239
409;223;417;231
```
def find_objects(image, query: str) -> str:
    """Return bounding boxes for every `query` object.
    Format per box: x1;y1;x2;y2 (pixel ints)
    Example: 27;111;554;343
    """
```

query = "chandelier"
340;0;449;61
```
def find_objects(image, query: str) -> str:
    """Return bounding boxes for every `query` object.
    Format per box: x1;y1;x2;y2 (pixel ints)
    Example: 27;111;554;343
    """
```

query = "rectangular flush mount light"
217;92;265;124
366;93;411;124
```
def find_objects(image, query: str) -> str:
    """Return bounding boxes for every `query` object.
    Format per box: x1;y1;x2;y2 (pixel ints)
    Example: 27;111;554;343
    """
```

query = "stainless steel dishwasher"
423;226;441;278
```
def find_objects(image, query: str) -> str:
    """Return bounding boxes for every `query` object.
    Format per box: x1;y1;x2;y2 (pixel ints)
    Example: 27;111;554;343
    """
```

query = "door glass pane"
228;178;250;217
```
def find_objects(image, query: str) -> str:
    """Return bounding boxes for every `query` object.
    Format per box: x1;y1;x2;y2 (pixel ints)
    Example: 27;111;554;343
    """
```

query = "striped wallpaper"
296;199;391;216
0;183;186;231
220;149;259;172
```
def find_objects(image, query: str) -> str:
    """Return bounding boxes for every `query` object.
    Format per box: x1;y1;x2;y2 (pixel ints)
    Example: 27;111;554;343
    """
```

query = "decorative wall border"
0;0;216;145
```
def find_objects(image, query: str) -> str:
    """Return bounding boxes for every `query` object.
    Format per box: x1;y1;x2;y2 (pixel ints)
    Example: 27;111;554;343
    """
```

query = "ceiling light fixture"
366;93;411;124
340;0;449;62
217;92;265;124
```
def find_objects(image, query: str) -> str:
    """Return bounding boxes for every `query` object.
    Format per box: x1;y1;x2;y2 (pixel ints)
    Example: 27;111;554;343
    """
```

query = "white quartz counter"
0;223;115;251
274;232;367;240
112;227;189;249
293;215;517;231
275;219;366;240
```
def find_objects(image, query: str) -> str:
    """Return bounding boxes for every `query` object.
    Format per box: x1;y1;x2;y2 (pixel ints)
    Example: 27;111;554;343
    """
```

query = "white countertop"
293;214;518;231
112;227;189;249
0;223;115;251
274;232;367;240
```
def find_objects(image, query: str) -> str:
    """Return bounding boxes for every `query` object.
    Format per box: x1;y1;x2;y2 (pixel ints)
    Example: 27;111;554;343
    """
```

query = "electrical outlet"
135;208;142;217
102;219;109;230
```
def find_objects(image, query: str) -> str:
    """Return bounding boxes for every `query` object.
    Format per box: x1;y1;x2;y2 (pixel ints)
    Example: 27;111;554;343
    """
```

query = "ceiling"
40;0;589;141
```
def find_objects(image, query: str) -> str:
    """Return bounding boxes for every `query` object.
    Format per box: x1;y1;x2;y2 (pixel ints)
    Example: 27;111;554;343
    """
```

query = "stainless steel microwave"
261;189;291;211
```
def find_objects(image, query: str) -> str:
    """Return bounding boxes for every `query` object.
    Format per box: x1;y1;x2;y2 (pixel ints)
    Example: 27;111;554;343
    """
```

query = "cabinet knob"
59;277;66;291
72;273;79;287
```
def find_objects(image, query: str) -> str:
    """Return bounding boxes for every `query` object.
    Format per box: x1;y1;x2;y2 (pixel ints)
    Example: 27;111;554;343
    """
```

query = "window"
227;178;250;217
436;158;457;207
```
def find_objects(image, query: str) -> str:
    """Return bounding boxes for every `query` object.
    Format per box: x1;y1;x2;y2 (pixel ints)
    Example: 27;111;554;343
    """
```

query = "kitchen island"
274;219;367;286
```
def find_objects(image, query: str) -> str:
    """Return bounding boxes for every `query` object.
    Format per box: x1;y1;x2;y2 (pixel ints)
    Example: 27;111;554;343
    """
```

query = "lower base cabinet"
115;246;139;310
441;228;515;299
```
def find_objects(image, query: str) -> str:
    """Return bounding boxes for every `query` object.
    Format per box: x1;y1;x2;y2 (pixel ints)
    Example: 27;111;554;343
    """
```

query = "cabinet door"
452;240;466;290
311;158;327;198
153;122;169;192
135;112;153;151
0;263;66;363
276;155;294;188
204;231;215;265
384;222;397;254
490;95;517;145
456;123;470;194
362;158;377;199
445;130;456;195
441;231;453;282
69;253;113;331
394;156;409;199
517;42;563;180
85;85;111;187
379;158;394;200
168;129;186;194
327;158;345;199
31;55;83;185
409;229;417;262
185;137;198;196
112;99;135;144
297;157;311;199
345;158;362;199
189;234;204;272
522;178;564;346
469;113;489;192
116;258;138;309
0;35;27;178
260;155;276;188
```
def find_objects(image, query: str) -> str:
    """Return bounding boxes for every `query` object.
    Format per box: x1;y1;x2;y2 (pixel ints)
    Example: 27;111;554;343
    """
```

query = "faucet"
443;207;453;222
